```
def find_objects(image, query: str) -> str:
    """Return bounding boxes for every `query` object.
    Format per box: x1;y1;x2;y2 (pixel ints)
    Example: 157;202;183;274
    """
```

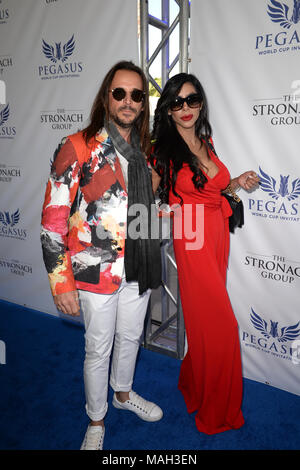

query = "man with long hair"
41;61;162;450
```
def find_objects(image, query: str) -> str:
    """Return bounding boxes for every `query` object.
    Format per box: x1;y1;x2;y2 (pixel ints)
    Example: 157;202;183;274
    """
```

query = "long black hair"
150;73;212;204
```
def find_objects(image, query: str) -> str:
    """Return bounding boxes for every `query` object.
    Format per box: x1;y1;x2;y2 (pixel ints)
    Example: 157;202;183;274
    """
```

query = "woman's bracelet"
224;180;240;194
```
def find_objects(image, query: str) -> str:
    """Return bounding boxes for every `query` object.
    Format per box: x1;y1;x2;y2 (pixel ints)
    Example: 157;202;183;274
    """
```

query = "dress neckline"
200;148;220;180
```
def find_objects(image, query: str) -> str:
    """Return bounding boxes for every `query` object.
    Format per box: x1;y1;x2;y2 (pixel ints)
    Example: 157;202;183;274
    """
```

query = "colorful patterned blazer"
41;128;128;296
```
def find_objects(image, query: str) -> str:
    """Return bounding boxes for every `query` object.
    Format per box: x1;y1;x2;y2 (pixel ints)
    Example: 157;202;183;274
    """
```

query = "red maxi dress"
169;145;245;434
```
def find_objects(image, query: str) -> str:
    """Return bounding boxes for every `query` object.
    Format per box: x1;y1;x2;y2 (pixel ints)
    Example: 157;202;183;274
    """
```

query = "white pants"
79;280;151;421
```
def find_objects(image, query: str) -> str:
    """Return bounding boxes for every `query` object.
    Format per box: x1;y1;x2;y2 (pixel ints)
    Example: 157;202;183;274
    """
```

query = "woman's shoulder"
203;135;218;159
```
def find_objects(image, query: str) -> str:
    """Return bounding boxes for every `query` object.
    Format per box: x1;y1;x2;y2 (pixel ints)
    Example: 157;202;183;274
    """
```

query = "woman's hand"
235;171;260;191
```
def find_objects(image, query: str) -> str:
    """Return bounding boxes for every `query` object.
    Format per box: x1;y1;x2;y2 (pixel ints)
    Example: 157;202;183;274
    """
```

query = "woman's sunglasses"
109;87;145;103
169;93;202;111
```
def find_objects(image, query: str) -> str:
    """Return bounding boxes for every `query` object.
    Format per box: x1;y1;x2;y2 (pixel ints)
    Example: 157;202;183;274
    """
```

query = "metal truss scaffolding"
143;235;186;360
139;0;190;92
139;0;190;359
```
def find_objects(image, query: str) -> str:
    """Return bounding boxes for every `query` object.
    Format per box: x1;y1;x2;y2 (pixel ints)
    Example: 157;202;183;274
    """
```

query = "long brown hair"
82;61;150;154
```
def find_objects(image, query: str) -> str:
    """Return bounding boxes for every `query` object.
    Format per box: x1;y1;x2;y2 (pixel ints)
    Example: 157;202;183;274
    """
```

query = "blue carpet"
0;299;299;451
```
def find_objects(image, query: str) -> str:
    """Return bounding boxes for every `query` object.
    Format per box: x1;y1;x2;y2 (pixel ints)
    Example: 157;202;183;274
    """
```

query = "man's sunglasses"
109;88;145;103
169;93;202;111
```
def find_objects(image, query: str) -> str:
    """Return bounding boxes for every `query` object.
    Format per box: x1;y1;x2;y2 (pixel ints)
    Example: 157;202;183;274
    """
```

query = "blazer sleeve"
40;138;81;296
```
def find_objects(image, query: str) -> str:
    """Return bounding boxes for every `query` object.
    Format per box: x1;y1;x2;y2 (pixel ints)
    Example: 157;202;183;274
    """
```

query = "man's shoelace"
84;428;104;449
128;392;154;413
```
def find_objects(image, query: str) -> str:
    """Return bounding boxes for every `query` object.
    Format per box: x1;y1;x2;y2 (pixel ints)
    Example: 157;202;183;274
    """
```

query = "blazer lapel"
95;129;127;192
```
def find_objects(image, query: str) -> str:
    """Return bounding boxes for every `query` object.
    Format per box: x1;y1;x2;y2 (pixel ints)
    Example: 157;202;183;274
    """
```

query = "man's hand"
53;290;80;317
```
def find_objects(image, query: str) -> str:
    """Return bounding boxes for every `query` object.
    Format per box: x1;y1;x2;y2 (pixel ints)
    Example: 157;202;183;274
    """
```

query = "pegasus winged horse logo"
0;104;9;127
267;0;300;29
42;35;75;63
250;308;300;343
0;209;20;227
258;167;300;201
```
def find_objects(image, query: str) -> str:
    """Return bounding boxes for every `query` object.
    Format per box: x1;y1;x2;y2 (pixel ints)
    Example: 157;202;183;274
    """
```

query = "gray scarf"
105;119;161;295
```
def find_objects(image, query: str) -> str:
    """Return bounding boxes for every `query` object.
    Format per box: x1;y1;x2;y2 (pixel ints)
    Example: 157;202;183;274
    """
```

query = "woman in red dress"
150;73;259;434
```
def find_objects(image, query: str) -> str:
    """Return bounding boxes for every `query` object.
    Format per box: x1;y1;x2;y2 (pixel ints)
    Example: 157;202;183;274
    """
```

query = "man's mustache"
118;105;137;113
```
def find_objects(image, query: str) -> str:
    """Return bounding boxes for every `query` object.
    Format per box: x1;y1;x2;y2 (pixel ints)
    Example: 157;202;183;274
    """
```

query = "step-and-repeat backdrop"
1;0;299;396
0;0;139;315
191;0;300;395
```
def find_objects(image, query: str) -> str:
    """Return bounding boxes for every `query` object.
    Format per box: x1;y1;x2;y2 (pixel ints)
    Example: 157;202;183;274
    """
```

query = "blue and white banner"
0;0;139;315
190;0;300;395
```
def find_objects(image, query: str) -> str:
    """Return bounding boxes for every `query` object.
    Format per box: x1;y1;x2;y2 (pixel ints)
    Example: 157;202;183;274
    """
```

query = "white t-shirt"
114;148;128;279
115;148;128;190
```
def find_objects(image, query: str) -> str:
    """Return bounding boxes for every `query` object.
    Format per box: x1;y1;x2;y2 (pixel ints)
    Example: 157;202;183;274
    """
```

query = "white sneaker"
112;391;163;422
80;424;105;450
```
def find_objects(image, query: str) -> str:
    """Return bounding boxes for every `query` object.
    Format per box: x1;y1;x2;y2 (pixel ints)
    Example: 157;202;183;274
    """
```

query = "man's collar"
95;127;109;143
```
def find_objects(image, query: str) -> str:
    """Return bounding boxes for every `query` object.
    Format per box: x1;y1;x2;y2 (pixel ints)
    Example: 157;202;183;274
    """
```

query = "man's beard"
111;106;139;129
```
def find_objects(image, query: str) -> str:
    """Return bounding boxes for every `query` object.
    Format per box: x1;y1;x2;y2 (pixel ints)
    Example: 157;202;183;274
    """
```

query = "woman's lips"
181;114;193;121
